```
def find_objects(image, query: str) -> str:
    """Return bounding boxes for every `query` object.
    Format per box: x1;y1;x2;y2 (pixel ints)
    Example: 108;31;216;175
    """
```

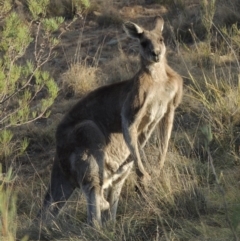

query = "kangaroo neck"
141;57;168;82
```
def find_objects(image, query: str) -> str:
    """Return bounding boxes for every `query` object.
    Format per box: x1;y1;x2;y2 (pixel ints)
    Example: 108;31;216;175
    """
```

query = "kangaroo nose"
152;50;160;56
152;50;160;62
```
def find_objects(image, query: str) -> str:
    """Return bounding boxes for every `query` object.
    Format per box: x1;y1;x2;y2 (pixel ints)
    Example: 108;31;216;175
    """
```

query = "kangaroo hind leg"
74;120;108;227
38;157;75;221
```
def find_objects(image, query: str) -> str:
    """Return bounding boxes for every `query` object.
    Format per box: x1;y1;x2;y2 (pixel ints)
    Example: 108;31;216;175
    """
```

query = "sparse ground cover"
1;0;240;240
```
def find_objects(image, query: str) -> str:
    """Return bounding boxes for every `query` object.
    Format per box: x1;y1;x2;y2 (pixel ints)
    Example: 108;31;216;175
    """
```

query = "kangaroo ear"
123;21;144;39
154;16;164;32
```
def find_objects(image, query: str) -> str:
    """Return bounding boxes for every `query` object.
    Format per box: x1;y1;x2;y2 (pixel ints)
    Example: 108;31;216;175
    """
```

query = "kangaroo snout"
152;50;160;62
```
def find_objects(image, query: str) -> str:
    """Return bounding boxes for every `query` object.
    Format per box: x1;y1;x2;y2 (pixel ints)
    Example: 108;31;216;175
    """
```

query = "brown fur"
38;16;183;227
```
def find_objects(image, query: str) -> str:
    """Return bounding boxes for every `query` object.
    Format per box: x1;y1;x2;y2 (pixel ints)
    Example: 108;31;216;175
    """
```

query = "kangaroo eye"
159;37;164;43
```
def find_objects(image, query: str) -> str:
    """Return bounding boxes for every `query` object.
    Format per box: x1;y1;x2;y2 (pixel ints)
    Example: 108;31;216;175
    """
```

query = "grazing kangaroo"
38;17;183;227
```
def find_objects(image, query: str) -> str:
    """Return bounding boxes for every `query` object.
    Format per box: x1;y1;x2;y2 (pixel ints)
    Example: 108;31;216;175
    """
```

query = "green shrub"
0;0;66;239
0;0;65;170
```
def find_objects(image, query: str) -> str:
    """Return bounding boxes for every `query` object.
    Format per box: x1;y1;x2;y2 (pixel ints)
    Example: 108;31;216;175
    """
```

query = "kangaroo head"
123;17;166;64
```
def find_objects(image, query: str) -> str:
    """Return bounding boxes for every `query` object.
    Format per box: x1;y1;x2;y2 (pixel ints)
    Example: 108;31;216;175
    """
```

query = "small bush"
61;63;103;97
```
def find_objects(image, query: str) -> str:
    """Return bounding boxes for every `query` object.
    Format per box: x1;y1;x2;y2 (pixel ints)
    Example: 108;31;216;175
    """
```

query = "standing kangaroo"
39;17;183;227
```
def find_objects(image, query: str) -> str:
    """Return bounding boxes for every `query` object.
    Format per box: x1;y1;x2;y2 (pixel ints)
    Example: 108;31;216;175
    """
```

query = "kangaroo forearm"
122;124;147;176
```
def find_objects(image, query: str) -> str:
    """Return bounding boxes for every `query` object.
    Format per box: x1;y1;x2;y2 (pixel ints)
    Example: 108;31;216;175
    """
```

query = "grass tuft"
61;62;104;97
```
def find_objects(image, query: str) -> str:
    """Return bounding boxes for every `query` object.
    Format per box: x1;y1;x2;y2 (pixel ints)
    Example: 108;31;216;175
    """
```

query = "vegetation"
0;0;84;240
0;0;240;240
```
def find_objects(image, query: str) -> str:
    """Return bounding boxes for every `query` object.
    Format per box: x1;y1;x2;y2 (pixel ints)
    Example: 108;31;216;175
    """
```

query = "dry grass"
61;63;104;97
95;8;123;28
102;51;140;84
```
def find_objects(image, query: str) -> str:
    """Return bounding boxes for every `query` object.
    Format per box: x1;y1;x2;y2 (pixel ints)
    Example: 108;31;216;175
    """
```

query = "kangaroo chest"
138;80;176;135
